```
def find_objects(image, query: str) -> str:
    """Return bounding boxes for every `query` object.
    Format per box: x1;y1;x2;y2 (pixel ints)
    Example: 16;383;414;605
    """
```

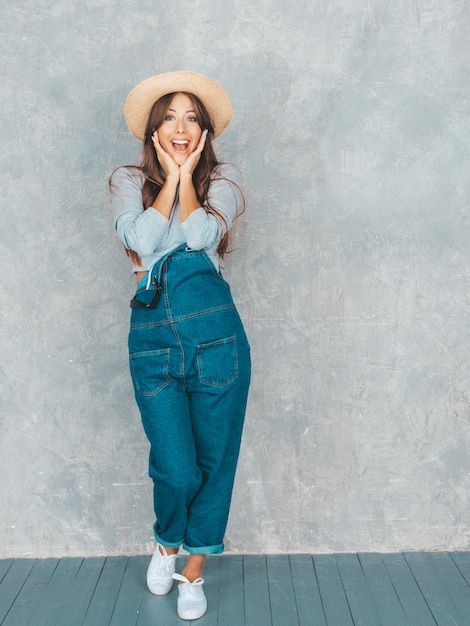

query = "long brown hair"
116;91;242;267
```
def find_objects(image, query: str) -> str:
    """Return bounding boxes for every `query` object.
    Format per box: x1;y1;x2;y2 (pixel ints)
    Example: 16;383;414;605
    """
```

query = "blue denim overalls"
128;244;251;555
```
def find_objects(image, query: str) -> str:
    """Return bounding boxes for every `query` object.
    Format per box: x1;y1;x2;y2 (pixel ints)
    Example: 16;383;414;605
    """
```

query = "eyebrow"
167;108;197;114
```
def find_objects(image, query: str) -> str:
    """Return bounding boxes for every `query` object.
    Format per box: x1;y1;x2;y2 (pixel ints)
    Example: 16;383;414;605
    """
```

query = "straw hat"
124;70;232;141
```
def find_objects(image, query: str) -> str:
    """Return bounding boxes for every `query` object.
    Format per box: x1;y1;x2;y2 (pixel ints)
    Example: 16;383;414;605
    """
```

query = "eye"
165;115;175;121
186;116;198;123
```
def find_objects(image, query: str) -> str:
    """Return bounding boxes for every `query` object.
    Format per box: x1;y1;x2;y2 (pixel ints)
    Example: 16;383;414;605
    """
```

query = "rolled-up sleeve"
180;164;243;250
110;167;170;256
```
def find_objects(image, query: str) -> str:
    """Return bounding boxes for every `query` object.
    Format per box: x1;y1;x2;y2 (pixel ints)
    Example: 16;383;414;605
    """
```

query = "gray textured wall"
1;0;470;558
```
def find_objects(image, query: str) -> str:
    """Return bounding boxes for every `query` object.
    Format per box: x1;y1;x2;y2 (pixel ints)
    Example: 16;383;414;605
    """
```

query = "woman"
110;71;251;621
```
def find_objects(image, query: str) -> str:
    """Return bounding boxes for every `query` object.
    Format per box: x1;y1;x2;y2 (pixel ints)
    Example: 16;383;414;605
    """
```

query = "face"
157;93;203;165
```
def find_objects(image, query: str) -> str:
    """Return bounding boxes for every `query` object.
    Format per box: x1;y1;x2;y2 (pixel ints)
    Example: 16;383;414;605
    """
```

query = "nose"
175;118;185;133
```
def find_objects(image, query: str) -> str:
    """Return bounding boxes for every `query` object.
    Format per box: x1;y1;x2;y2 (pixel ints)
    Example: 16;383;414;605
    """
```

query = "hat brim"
124;70;232;141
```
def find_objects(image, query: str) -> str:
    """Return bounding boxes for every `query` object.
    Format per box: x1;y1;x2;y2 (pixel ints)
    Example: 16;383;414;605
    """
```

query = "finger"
152;133;174;165
151;131;162;151
197;129;208;151
191;130;207;156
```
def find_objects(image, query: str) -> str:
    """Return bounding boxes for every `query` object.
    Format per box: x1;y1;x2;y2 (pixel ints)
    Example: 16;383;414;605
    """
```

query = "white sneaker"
146;543;177;595
172;573;207;620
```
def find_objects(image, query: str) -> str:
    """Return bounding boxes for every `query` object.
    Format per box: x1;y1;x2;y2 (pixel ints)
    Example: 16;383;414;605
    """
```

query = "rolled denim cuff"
183;542;224;555
154;525;182;550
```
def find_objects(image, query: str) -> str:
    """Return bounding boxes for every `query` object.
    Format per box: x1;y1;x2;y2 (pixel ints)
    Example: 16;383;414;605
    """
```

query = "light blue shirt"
110;163;243;272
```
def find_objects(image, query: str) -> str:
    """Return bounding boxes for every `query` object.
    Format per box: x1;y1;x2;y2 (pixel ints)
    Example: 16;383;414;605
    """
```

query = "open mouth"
171;140;190;153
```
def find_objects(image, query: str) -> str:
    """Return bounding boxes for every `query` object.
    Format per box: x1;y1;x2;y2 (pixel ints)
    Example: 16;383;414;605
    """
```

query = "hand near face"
152;131;180;180
153;128;208;180
179;129;208;177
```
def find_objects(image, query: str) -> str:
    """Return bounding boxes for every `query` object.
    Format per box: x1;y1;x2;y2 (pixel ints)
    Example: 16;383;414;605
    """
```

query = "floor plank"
30;557;84;626
358;553;408;626
289;554;326;626
135;583;185;626
425;552;470;623
0;559;36;624
2;559;58;626
266;554;299;626
0;560;14;583
404;551;463;626
56;557;106;626
216;555;245;626
383;552;436;626
243;555;271;626
313;554;354;625
81;556;128;626
109;555;147;626
193;555;219;626
450;551;470;586
336;553;382;625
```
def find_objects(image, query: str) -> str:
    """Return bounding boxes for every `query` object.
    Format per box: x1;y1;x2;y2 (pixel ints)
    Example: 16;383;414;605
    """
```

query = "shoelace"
153;546;177;575
157;557;176;576
172;573;205;596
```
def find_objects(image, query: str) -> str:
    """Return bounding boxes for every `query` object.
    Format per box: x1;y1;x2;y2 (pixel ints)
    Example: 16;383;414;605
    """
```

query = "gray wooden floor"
1;552;470;625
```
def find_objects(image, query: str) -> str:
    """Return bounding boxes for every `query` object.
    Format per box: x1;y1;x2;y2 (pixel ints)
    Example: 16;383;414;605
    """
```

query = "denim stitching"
163;265;188;391
130;303;236;330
